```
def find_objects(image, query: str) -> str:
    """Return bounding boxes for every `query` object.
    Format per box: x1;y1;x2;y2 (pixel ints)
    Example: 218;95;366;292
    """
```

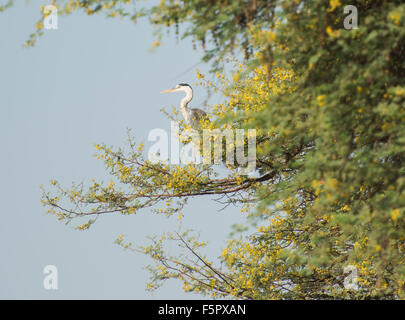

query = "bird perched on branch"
160;83;208;129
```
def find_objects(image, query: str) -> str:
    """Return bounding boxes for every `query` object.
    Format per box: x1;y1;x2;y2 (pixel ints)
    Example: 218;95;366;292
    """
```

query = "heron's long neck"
180;88;193;111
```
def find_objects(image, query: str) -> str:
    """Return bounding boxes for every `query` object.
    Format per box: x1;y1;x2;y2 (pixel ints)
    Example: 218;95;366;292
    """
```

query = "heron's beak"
160;88;176;93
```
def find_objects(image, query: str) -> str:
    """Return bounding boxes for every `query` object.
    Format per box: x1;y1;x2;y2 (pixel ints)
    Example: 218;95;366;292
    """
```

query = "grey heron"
160;83;208;129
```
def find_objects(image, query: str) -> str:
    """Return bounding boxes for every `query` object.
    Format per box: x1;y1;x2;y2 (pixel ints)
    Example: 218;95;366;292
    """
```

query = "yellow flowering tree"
4;0;405;299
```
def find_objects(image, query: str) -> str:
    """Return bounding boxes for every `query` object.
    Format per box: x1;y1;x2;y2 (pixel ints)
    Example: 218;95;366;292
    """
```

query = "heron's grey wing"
189;108;209;129
191;108;208;121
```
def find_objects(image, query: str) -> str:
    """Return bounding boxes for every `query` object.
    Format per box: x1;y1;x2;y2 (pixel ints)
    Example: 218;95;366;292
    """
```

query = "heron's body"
161;83;208;129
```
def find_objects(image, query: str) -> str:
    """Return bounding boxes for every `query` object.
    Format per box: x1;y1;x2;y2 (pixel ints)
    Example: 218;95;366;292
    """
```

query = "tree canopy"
4;0;405;299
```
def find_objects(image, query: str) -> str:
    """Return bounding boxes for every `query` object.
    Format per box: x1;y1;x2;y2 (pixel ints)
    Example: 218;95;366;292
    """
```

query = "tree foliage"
6;0;405;299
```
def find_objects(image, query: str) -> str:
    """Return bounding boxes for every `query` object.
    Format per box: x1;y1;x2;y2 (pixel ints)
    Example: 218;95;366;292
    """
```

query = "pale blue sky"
0;1;246;299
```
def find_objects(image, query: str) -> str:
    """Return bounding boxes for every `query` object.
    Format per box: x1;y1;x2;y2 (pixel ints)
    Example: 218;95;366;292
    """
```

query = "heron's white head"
160;83;192;94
